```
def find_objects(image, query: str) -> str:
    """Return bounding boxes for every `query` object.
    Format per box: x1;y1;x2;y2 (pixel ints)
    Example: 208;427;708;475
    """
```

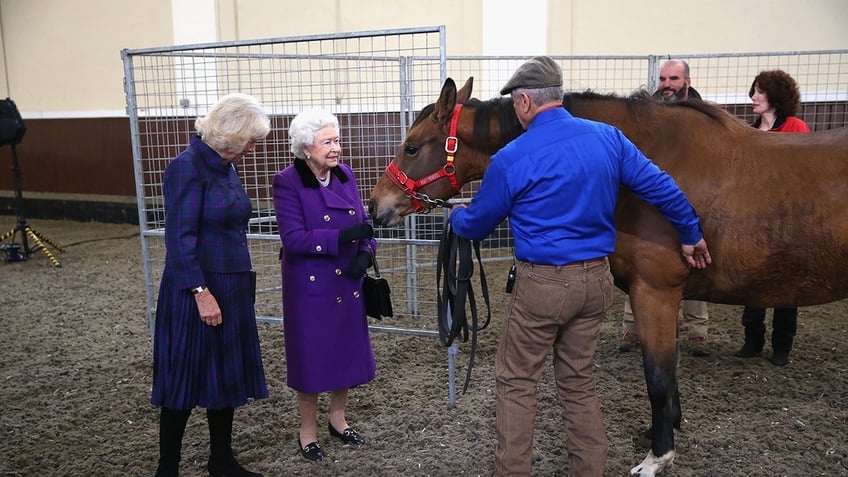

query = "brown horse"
368;77;848;476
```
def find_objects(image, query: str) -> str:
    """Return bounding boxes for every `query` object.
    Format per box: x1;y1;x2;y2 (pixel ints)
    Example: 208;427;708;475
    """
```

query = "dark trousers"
741;306;797;350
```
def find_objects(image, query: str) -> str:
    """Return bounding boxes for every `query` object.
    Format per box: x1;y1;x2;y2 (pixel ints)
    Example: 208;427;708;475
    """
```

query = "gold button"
353;291;360;298
315;245;322;252
336;297;343;303
335;268;342;275
323;215;331;222
348;209;355;215
309;275;316;282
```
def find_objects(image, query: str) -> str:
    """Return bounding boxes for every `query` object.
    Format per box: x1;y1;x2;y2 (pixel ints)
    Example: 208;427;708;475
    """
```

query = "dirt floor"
1;218;847;477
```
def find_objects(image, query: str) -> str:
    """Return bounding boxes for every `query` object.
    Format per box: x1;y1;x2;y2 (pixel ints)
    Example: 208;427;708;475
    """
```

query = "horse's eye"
404;145;419;156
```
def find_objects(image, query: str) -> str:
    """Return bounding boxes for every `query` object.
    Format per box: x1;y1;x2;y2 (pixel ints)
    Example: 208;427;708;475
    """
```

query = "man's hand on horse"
681;238;712;269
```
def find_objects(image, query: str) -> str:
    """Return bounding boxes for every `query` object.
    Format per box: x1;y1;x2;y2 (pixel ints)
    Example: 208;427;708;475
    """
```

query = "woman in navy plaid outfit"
151;93;269;477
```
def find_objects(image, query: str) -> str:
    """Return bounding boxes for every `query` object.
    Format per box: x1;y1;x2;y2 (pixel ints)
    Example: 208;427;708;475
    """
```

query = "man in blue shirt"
450;56;712;476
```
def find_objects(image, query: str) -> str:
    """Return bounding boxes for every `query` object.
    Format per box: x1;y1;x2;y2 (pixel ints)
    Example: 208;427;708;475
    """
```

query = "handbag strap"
367;242;381;277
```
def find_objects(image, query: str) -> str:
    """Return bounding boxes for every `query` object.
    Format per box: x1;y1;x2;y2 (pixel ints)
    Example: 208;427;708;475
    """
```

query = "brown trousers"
494;259;611;477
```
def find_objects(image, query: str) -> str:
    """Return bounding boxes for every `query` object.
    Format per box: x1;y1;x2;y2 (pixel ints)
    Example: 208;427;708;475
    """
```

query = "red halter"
384;103;463;213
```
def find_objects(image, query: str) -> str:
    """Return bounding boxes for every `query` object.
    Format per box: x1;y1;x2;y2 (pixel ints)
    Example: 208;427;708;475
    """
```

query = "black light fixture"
0;98;64;266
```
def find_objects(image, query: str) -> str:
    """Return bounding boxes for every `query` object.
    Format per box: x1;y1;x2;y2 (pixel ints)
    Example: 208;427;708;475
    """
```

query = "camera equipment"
0;98;64;266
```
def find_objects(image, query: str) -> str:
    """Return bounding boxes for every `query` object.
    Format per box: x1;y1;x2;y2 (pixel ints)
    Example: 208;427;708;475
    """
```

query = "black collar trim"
293;158;349;188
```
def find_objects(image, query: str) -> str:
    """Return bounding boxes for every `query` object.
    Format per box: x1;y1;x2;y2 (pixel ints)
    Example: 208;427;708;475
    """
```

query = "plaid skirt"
151;270;267;410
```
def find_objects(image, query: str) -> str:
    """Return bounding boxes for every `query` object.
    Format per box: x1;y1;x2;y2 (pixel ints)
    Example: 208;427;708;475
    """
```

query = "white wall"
0;0;173;115
0;0;845;116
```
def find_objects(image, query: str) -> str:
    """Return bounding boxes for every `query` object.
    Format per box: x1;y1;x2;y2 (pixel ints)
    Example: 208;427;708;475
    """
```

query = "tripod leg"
25;227;61;267
0;228;16;242
27;228;66;253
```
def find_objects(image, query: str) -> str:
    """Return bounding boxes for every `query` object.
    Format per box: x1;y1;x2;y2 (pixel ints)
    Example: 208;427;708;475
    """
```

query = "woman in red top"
749;70;811;133
735;70;810;366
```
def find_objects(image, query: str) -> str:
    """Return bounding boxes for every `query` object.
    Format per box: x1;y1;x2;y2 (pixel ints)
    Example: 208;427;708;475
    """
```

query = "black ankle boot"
154;464;179;477
156;407;191;477
771;335;793;366
770;309;797;366
770;349;790;366
207;408;263;477
207;455;264;477
734;322;765;358
735;340;764;358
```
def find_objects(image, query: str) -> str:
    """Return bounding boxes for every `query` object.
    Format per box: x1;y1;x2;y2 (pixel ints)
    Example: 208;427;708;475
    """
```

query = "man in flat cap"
450;56;712;476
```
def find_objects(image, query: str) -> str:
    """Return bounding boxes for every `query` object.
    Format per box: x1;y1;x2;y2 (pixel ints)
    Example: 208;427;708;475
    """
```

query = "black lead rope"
436;220;492;393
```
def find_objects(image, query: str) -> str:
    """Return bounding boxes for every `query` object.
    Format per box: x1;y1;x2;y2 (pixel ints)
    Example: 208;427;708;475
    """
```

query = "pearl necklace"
317;175;330;187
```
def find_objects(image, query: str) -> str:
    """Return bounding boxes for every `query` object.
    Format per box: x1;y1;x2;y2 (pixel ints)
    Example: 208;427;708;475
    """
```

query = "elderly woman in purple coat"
272;109;377;462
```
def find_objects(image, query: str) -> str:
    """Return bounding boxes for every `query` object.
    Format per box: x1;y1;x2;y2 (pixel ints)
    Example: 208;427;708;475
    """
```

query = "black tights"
158;407;235;469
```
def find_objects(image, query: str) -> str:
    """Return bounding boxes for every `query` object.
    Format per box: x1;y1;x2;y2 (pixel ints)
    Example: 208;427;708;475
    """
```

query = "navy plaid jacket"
163;136;252;290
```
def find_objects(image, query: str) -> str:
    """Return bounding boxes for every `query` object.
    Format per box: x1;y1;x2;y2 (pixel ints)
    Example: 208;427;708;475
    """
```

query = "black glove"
338;223;374;244
343;251;372;278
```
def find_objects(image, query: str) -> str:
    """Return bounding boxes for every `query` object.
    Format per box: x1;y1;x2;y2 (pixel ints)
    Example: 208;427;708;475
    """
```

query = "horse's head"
368;77;474;227
369;76;520;227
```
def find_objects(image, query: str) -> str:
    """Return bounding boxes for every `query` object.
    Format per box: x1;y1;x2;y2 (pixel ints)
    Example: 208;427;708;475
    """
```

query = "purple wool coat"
272;159;377;393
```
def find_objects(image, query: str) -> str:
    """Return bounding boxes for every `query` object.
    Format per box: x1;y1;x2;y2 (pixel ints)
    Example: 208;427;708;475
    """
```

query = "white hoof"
629;449;675;476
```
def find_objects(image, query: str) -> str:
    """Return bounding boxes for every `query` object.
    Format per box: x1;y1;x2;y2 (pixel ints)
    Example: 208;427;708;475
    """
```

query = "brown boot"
618;332;639;352
688;336;710;357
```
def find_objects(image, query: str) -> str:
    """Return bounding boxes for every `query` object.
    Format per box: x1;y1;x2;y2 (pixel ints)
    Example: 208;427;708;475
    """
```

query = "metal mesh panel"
122;27;451;333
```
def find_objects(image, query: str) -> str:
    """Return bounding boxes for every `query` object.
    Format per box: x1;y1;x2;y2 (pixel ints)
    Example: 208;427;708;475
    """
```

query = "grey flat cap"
500;56;563;95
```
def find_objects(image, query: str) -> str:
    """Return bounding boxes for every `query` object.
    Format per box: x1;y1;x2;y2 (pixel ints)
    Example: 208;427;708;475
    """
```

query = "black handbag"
363;245;393;320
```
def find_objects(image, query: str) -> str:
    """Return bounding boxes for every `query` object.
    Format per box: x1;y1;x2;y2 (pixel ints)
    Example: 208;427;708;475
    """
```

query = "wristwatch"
190;285;207;295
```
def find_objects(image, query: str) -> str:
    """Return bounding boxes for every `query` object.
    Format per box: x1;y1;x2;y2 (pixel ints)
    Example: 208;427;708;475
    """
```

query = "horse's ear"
433;78;458;125
456;77;474;103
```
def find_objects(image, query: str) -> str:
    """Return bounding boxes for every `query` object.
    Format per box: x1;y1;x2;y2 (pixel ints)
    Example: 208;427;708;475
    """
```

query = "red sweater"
772;116;810;133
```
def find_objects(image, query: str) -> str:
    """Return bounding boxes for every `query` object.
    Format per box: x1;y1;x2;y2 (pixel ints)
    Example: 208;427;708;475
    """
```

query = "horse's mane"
463;97;523;145
413;97;523;148
563;89;749;130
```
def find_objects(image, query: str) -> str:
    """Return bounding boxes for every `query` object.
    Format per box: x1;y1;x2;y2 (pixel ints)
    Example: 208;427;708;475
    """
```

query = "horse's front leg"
628;286;681;476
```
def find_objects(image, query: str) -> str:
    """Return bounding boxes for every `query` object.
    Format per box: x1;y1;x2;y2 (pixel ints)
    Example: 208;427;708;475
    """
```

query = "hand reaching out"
681;238;712;270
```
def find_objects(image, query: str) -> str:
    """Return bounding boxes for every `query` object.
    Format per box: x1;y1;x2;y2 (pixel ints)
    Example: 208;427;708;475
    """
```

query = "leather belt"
522;256;607;268
561;257;607;268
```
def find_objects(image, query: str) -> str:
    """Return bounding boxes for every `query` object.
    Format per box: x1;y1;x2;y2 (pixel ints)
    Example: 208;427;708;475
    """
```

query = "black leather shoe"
299;439;325;462
328;423;365;445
